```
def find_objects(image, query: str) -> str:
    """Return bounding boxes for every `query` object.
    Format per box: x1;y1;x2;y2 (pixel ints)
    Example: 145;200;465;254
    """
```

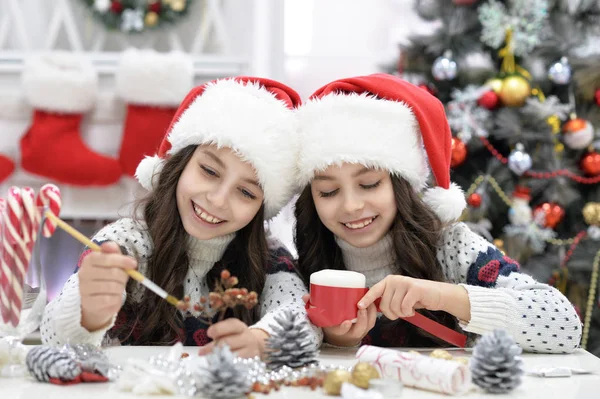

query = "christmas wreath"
81;0;193;33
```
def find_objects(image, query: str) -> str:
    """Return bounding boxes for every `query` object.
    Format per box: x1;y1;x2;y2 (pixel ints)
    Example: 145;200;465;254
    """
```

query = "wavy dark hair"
295;174;460;347
110;145;268;345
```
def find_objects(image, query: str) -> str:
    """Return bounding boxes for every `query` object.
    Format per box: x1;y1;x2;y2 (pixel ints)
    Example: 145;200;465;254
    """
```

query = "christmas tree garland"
81;0;193;33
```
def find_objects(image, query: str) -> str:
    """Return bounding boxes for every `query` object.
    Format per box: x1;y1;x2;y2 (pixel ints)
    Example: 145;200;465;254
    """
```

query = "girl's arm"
248;246;324;351
40;218;149;346
438;222;582;354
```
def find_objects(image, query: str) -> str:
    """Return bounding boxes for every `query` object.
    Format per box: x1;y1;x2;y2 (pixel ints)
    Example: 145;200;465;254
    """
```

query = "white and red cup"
305;269;375;328
305;269;467;348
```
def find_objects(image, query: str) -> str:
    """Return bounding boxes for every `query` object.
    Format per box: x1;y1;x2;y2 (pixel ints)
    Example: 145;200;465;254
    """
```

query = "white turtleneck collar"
335;233;397;287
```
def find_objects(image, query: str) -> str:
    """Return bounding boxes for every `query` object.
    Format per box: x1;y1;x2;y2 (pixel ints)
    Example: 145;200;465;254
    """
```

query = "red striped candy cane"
21;187;37;258
2;187;28;326
35;184;62;238
0;197;9;324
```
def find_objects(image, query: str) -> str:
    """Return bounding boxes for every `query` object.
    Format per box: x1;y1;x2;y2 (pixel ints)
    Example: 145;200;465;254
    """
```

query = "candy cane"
2;187;28;326
0;197;10;324
21;187;37;257
35;184;62;238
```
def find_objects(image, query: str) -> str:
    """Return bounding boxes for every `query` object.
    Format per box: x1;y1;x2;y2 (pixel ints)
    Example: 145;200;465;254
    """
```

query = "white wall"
283;0;436;98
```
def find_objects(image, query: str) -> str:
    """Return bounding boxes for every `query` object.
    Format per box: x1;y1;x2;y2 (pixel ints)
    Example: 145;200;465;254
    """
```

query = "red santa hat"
135;77;301;219
296;73;466;223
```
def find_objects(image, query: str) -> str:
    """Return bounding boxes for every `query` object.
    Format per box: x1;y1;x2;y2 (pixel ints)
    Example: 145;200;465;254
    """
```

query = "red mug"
305;270;468;348
305;270;369;328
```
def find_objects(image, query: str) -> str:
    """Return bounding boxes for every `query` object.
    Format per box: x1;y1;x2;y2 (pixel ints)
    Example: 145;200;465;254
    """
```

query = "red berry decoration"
595;89;600;106
477;91;500;110
467;193;482;208
534;202;565;229
581;151;600;176
148;1;162;13
110;1;124;14
450;137;468;167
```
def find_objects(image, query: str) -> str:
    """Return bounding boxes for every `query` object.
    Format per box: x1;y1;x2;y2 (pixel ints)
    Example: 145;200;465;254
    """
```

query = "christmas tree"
389;0;600;356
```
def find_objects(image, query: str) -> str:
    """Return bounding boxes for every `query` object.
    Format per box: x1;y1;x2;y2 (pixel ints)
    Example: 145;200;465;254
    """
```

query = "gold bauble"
583;202;600;226
323;369;351;395
499;75;531;107
145;11;158;27
430;349;453;360
486;78;504;94
350;363;380;389
170;0;185;11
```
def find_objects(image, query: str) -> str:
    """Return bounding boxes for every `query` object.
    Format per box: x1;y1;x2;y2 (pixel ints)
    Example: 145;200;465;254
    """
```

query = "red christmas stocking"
116;49;193;177
0;154;15;183
20;52;122;186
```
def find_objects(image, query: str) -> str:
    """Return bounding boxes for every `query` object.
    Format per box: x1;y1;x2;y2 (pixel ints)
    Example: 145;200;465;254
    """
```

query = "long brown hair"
295;174;459;346
112;145;268;345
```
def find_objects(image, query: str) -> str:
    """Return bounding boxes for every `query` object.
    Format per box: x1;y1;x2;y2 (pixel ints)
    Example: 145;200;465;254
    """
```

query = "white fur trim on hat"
22;51;97;113
163;79;298;219
116;48;194;107
135;155;164;191
422;183;466;223
296;93;429;189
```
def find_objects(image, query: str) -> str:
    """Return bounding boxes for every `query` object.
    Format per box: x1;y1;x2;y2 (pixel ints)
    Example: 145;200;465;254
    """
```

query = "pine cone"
470;329;524;393
199;344;251;399
26;346;81;382
265;309;319;370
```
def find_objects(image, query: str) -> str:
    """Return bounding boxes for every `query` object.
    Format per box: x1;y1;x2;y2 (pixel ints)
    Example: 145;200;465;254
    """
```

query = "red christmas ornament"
581;151;600;176
467;193;482;208
595;89;600;106
110;1;124;14
477;91;500;110
450;137;467;167
534;202;565;229
562;117;594;149
148;1;162;13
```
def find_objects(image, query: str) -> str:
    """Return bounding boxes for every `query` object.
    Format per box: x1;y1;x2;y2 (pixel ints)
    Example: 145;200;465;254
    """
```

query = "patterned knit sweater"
336;222;582;354
41;218;323;349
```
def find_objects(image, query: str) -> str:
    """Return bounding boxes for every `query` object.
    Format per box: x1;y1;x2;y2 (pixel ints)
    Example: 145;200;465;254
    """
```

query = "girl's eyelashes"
360;180;381;190
319;188;339;198
200;165;218;177
240;188;257;200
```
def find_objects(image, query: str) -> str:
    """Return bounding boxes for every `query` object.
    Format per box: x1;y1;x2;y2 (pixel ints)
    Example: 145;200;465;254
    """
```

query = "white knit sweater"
41;218;322;349
336;222;582;354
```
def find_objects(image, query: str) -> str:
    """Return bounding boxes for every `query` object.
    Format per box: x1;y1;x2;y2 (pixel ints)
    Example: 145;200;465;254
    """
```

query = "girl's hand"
358;275;470;322
198;319;269;358
79;242;137;332
302;294;377;347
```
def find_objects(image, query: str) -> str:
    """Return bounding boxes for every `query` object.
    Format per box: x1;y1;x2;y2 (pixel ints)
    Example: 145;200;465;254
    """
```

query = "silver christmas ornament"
508;143;533;176
548;57;572;85
414;0;440;20
432;50;458;81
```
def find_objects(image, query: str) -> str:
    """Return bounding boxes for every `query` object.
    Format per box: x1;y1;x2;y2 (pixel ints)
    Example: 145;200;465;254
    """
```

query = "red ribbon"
306;283;467;348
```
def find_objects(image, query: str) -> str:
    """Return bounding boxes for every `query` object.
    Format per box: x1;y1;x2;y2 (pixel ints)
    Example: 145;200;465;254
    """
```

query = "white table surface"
2;346;599;399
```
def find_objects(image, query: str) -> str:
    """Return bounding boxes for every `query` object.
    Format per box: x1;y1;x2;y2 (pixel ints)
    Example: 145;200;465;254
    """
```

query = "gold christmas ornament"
145;11;159;26
583;203;600;226
323;369;351;395
350;363;380;389
486;78;504;94
430;349;453;360
499;75;531;107
170;0;185;11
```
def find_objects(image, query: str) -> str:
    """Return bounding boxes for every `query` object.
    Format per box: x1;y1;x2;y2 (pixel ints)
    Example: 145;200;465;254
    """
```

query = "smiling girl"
41;77;321;357
294;74;581;353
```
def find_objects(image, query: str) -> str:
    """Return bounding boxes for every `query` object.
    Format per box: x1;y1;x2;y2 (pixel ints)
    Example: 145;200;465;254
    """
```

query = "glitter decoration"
479;0;549;56
446;85;492;143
